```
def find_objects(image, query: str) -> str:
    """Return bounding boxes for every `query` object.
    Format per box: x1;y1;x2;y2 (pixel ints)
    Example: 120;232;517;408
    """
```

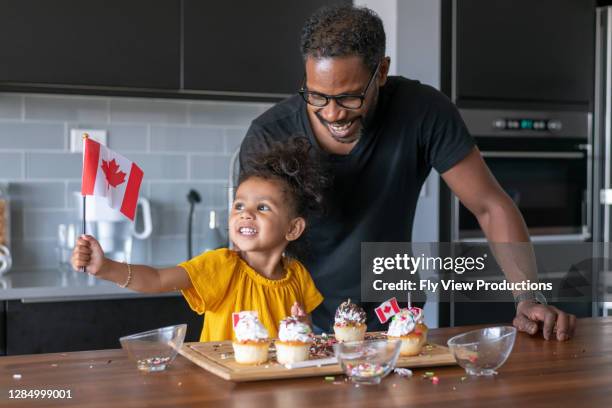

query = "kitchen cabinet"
182;0;349;96
0;0;180;90
5;296;201;355
451;0;596;110
0;301;5;355
0;0;349;100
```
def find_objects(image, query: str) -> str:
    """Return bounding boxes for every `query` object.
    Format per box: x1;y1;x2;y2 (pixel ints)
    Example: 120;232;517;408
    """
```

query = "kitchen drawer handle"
481;151;585;159
19;292;179;303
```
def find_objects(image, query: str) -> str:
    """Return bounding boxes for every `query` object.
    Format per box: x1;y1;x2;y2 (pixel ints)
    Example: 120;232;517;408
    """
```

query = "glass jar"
0;184;12;274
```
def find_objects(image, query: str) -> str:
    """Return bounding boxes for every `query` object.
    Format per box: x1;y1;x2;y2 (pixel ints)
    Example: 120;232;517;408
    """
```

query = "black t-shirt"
240;76;475;331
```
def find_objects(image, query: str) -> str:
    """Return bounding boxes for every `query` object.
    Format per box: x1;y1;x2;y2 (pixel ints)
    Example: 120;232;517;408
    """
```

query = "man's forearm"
476;195;530;243
475;198;539;296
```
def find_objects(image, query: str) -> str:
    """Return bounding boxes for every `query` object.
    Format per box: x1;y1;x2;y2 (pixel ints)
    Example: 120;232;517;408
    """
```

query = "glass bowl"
447;326;517;376
333;339;401;385
119;324;187;372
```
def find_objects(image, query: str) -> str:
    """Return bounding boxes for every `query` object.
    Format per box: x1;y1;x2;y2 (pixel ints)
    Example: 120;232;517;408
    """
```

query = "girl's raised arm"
72;235;192;293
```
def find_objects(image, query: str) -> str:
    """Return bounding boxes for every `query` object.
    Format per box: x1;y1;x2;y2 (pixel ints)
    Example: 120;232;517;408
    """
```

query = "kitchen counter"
1;317;610;407
0;269;179;301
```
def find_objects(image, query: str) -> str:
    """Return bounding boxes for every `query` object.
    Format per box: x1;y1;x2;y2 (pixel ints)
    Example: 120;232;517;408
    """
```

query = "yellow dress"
180;248;323;342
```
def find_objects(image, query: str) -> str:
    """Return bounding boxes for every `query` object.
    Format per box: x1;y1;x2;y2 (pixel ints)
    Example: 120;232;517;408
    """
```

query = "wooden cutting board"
179;334;456;382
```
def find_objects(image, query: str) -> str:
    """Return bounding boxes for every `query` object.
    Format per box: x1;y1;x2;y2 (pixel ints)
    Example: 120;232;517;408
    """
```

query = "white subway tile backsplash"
106;124;149;151
151;125;224;152
9;182;66;209
23;209;72;239
0;92;264;270
154;207;222;236
0;122;64;149
155;208;190;235
0;94;23;119
110;98;188;124
225;128;247;154
26;152;82;179
189;101;267;126
65;181;83;208
190;155;231;180
128;153;188;180
150;236;186;266
130;238;150;265
150;181;228;209
25;95;108;122
11;239;57;270
0;152;24;179
69;123;149;151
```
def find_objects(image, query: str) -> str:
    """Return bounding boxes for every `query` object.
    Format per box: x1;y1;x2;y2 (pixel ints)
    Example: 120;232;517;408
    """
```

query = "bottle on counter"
0;184;12;275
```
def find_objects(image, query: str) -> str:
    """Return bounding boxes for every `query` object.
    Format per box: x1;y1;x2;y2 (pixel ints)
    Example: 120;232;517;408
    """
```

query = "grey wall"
0;93;271;271
396;0;442;327
397;0;441;243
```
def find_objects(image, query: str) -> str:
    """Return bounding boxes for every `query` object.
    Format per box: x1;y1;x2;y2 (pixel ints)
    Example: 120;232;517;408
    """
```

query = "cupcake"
333;299;367;342
386;308;427;356
275;316;313;364
232;312;271;365
408;307;429;347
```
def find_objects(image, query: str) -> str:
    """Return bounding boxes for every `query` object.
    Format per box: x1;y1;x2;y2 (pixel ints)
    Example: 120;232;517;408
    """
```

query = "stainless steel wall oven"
444;0;596;243
452;109;592;242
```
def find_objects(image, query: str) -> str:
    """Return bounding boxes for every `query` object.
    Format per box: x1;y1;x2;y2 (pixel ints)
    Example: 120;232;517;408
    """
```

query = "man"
240;4;575;340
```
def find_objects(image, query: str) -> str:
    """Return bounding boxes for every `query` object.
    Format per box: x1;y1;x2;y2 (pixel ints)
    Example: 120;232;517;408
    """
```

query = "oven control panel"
493;118;562;131
459;109;588;138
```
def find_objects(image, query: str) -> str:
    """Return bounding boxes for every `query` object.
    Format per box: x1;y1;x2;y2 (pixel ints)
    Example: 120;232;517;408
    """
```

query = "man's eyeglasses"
298;62;380;110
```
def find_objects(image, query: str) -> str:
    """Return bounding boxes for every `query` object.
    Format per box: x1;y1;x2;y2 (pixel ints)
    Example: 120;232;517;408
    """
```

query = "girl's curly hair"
238;137;330;257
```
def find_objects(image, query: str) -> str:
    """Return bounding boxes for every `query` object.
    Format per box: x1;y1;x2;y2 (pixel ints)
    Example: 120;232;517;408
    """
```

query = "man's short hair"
300;4;386;71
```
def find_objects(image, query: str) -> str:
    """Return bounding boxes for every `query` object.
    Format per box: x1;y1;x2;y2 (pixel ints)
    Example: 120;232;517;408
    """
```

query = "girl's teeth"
239;227;256;235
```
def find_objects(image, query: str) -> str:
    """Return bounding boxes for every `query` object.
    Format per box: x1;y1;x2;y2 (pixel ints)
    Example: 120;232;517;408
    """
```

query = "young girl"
72;138;327;342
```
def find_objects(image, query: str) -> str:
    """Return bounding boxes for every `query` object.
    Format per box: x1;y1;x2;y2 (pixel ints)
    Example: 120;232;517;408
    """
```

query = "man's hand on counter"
513;301;576;341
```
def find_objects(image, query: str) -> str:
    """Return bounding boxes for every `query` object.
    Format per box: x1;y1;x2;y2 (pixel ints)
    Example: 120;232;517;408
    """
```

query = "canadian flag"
81;138;144;221
374;297;401;324
232;311;258;328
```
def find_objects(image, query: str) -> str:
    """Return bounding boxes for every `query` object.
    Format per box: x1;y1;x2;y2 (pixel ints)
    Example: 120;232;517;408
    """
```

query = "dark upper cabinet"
0;0;180;89
0;0;349;100
182;0;349;97
455;0;595;109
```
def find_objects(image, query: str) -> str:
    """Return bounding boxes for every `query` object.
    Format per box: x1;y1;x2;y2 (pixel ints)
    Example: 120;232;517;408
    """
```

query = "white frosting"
233;312;269;342
387;309;416;337
278;317;313;343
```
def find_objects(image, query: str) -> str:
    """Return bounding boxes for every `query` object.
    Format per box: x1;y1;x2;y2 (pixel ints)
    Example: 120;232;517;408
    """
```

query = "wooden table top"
2;317;612;408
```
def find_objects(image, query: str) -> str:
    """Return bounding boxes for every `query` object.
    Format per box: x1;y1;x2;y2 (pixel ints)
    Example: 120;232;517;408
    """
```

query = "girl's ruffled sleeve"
179;249;237;314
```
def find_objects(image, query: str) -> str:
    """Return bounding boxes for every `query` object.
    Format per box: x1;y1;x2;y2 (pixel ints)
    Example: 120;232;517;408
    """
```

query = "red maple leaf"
101;159;127;189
